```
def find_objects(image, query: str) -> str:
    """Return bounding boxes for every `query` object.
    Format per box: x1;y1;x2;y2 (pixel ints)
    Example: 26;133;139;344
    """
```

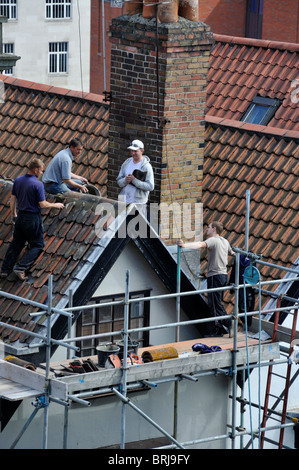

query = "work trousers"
2;211;44;273
44;180;81;194
207;274;231;332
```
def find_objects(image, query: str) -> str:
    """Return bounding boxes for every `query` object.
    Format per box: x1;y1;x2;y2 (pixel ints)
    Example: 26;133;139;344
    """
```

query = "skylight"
242;95;281;125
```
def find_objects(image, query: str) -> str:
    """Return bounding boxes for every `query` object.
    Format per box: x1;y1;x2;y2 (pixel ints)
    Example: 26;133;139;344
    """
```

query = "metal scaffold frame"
0;191;298;449
0;254;298;449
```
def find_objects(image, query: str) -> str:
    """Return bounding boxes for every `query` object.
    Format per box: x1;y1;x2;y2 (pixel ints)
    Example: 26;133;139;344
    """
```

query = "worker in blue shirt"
0;158;64;281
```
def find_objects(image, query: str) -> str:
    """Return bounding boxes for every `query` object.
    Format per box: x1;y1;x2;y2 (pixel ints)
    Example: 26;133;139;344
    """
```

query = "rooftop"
0;74;109;194
207;34;299;131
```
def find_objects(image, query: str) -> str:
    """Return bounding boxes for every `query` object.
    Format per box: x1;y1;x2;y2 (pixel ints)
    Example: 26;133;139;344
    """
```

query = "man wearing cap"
117;140;154;216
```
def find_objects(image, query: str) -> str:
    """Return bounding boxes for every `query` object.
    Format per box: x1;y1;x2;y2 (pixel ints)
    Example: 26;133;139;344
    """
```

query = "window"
49;42;68;73
2;43;14;74
46;0;72;19
76;291;150;357
0;0;17;19
241;96;281;125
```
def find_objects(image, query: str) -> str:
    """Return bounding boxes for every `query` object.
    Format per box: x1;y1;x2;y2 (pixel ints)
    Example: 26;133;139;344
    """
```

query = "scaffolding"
0;250;298;449
0;192;298;449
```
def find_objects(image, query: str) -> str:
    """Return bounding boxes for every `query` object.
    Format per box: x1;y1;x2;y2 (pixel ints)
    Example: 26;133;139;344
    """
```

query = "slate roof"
0;183;209;354
207;35;299;131
0;74;109;195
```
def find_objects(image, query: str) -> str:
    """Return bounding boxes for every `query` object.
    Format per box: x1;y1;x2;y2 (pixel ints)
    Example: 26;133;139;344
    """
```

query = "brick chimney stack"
107;14;214;242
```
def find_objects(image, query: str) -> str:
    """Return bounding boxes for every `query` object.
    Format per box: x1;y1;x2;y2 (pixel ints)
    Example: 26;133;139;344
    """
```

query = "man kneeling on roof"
42;138;89;194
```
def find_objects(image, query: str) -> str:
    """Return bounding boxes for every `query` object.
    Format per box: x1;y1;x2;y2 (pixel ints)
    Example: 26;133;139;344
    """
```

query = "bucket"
96;344;120;367
116;340;139;359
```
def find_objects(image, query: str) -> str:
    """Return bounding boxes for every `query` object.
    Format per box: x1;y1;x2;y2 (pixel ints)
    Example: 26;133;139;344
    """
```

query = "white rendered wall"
92;241;201;346
2;0;91;92
0;373;230;449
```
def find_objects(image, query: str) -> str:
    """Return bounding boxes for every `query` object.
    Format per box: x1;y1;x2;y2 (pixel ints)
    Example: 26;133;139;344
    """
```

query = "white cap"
128;139;144;150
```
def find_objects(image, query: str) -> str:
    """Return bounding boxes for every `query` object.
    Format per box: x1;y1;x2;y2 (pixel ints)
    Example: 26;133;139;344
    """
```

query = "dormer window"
242;95;281;125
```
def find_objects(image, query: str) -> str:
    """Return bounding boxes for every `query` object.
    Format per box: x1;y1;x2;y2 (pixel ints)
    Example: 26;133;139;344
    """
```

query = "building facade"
2;1;298;95
91;0;299;94
2;0;91;92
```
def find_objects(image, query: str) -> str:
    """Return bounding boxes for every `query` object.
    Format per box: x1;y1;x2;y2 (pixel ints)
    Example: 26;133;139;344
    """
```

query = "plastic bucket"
96;344;120;367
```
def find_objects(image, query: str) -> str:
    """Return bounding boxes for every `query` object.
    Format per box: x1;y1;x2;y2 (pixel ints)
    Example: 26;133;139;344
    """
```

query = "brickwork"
90;1;299;96
107;15;214;242
198;0;247;37
90;0;126;94
263;0;299;43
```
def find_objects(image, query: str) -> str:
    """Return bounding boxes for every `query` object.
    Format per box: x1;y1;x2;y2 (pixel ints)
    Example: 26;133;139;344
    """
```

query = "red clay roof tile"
202;119;298;305
0;74;109;196
0;180;128;344
208;35;299;131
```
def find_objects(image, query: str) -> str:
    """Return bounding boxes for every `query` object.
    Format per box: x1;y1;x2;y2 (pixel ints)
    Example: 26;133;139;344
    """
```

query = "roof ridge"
205;115;299;140
0;74;106;105
213;34;299;53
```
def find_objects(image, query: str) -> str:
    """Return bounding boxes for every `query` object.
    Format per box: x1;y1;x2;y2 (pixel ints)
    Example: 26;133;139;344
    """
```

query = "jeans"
44;180;81;194
1;212;44;273
207;274;231;332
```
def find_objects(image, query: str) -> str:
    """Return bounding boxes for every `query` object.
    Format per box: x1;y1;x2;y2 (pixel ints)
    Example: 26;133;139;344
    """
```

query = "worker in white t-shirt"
117;140;154;216
178;221;234;336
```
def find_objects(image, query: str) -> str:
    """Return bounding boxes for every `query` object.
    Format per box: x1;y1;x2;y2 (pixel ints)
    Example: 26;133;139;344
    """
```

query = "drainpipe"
101;0;106;92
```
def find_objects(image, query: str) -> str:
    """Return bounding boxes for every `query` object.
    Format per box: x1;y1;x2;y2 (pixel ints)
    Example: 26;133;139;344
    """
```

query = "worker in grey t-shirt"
43;138;89;194
178;221;234;336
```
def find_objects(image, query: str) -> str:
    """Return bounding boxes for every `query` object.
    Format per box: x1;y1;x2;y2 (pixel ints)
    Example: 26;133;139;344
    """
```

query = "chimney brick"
108;15;214;242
